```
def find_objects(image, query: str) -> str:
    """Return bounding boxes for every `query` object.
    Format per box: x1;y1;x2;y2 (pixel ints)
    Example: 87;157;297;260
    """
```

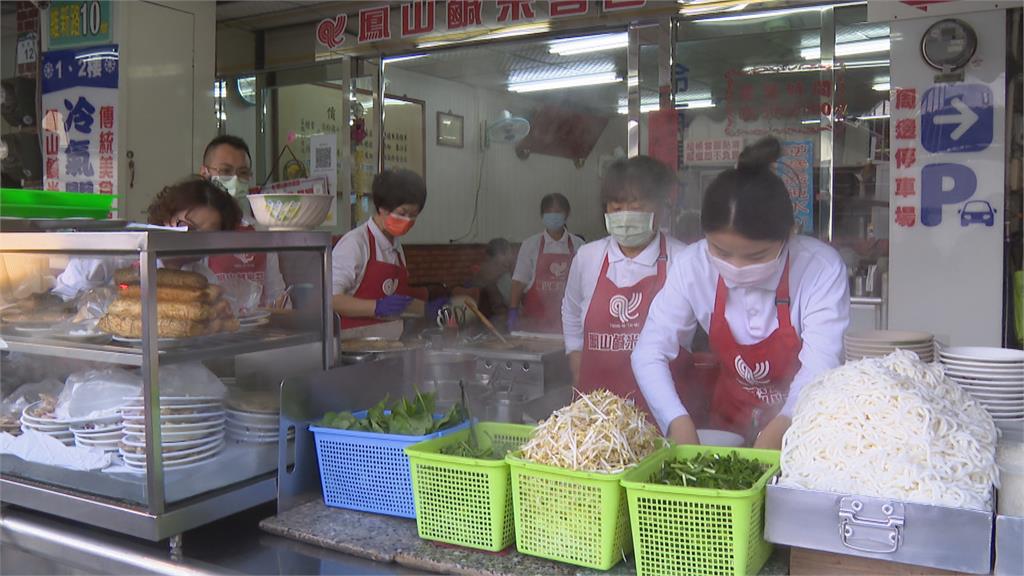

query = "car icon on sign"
959;200;996;227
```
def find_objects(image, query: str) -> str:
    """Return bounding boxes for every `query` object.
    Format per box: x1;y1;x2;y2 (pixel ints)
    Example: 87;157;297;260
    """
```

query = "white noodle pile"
780;350;999;511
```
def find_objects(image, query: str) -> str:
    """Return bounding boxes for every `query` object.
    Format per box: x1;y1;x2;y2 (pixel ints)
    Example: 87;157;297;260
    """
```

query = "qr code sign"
315;146;332;170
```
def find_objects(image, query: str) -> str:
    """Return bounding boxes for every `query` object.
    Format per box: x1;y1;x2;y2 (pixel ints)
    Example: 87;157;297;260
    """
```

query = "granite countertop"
261;499;790;576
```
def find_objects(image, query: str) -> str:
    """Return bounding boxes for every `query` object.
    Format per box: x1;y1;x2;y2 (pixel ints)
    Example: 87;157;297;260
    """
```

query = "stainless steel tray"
765;482;993;574
995;515;1023;576
451;338;564;363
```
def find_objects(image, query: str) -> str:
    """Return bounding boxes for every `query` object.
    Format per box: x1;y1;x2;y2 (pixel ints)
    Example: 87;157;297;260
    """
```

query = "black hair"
485;238;512;258
540;193;571;215
372;169;427;212
147;175;242;230
701;136;794;241
203;135;251;165
601;155;674;207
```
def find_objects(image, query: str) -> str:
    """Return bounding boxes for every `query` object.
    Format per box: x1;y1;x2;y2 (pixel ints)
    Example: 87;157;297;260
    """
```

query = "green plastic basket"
507;453;637;570
621;445;781;576
404;422;534;552
0;188;114;219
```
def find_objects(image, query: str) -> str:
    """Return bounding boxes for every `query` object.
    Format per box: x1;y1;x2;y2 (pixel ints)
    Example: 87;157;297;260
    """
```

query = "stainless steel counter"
1;504;427;575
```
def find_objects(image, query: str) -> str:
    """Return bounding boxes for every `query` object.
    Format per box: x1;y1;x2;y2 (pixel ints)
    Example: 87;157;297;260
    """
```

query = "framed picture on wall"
436;111;464;148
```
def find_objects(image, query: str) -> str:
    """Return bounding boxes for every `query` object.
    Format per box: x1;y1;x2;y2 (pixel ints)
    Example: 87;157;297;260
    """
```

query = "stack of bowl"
119;396;225;472
939;347;1024;428
844;330;935;363
20;401;74;445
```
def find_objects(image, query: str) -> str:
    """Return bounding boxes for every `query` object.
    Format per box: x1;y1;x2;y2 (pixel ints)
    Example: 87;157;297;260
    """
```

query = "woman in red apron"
564;156;688;423
632;137;849;449
331;170;432;340
508;193;583;334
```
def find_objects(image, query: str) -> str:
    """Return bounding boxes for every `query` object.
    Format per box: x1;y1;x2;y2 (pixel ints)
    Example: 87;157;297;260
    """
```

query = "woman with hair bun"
631;137;850;449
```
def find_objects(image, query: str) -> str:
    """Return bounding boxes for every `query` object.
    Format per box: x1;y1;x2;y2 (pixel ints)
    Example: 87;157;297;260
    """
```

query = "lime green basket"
405;422;534;552
0;188;114;219
506;453;637;570
621;445;781;576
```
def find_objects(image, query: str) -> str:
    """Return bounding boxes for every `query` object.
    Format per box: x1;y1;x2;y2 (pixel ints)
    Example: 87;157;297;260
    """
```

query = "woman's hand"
753;415;791;450
667;415;699;446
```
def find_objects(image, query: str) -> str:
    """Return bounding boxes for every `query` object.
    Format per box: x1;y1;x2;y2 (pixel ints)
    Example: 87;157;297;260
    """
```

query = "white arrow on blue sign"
920;84;993;153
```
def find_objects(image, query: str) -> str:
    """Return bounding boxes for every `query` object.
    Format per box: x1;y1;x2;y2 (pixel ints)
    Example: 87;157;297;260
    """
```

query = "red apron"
578;236;686;422
521;234;575;333
708;259;802;444
340;228;412;330
207;226;267;285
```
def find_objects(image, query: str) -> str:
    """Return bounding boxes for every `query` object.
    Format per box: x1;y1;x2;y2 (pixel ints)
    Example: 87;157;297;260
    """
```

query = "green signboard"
48;0;111;49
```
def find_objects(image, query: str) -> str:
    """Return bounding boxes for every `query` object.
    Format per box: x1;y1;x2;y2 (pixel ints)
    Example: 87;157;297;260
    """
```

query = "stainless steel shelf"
0;329;323;367
0;230;331;254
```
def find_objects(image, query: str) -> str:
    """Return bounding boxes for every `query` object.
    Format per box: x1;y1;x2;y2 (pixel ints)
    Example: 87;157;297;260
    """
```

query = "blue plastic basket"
309;410;470;518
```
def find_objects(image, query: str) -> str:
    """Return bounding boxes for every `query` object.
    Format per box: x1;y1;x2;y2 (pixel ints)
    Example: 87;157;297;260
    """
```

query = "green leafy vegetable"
441;431;507;460
315;392;466;436
656;451;769;491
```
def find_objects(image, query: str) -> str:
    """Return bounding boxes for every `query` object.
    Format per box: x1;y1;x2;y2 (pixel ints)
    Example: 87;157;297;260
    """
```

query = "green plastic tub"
0;188;114;219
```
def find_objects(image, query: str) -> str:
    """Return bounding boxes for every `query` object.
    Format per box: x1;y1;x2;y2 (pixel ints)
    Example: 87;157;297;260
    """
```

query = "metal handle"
127;150;135;189
838;498;904;554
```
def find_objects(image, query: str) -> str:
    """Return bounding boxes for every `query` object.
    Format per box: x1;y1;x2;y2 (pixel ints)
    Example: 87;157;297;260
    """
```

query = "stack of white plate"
119;396;225;472
226;407;292;444
70;421;123;452
845;330;935;363
940;347;1024;425
238;310;271;331
20;402;74;446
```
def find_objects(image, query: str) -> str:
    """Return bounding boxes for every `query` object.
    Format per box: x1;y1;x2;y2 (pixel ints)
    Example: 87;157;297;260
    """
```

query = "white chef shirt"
631;234;850;433
562;232;687;354
331;218;406;297
52;257;219;301
512;230;586;292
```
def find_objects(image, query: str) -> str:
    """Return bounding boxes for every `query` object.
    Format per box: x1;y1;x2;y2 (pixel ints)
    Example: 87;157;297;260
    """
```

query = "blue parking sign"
920;84;993;153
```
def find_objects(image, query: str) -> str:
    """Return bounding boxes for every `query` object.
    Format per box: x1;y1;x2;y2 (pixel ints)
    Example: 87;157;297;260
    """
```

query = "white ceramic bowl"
697;429;745;447
248;194;332;231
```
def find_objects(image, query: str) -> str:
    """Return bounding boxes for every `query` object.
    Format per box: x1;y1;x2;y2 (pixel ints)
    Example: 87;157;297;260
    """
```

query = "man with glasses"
200;135;253;203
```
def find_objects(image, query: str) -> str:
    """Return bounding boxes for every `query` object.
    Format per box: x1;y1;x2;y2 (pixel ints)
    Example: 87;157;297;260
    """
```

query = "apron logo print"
735;356;771;387
549;261;569;278
235;253;255;265
382;278;398;295
609;293;642;324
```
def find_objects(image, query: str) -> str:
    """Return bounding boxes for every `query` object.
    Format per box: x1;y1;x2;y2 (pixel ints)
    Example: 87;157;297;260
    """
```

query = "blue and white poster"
40;44;118;198
775;140;815;234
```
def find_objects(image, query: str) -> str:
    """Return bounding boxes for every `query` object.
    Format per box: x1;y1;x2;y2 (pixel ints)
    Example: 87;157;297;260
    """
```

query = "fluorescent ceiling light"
741;58;889;74
873;81;891;92
677;99;715;109
856;114;890;121
549;33;627;56
509;72;620;93
801;118;821;125
694;2;862;23
801;38;891;60
384;54;428;64
418;23;550;48
616;97;715;115
680;2;748;15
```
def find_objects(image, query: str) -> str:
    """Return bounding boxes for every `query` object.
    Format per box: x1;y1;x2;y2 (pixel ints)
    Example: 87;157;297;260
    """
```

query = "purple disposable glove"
375;294;413;318
506;308;519;333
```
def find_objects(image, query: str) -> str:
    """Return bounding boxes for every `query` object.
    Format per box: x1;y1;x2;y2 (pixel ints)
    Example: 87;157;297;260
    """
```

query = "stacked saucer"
940;347;1024;426
845;330;935;363
21;401;74;446
119;396;225;472
226;407;292;444
70;421;123;452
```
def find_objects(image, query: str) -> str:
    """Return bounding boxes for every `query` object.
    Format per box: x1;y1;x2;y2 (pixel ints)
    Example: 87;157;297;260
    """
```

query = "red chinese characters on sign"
99;155;114;179
496;0;535;23
895;206;917;228
358;6;391;43
724;68;846;137
44;126;60;155
446;0;482;29
602;0;646;11
46;157;59;179
99;132;114;155
895;147;917;169
684;138;743;164
895;88;916;110
549;0;588;17
99;106;114;130
895;118;917;140
401;0;435;37
895;177;916;198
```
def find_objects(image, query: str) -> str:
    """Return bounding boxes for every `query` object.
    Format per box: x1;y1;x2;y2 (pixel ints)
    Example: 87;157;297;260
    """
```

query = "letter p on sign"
921;163;976;227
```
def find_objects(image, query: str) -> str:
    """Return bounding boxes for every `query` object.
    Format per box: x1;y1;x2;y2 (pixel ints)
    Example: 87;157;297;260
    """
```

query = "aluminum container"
765;482;994;574
995;515;1024;576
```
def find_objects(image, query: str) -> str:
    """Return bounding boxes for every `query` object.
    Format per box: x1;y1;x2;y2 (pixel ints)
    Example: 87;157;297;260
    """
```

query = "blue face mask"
542;213;566;231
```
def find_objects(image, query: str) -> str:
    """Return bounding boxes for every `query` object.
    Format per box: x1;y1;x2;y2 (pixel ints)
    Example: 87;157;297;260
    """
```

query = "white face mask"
708;243;785;288
605;211;655;248
213;174;249;198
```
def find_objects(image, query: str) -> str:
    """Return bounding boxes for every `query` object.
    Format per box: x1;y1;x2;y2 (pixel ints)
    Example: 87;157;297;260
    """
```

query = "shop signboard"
888;10;1004;345
40;44;118;200
314;0;653;59
868;0;1004;22
775;140;814;235
47;0;112;49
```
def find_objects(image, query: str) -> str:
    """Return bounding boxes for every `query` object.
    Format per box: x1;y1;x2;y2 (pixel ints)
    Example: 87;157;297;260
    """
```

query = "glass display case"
0;228;332;542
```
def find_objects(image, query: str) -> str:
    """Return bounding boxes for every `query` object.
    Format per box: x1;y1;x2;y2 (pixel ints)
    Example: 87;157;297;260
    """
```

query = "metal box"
995;515;1023;576
765;482;994;574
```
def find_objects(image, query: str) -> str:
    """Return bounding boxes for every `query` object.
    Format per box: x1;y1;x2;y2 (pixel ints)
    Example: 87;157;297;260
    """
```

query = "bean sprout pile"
521;390;663;474
780;350;999;511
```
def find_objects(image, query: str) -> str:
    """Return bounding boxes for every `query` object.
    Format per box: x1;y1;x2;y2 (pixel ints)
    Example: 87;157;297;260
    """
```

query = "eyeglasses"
172;209;197;231
205;165;253;180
